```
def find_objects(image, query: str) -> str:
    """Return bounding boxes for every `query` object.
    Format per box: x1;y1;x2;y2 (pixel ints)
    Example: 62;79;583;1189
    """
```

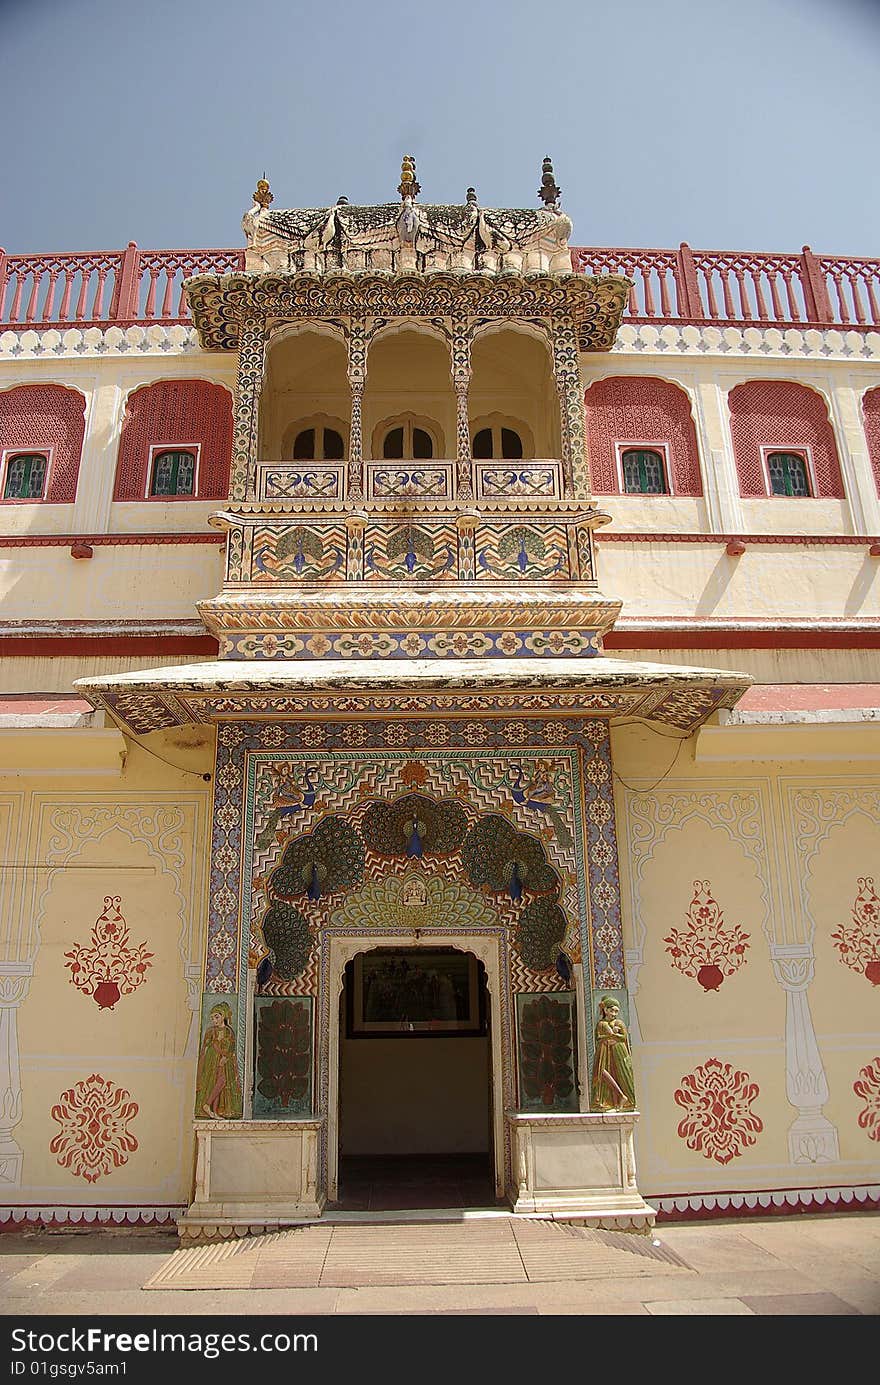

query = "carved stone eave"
74;656;751;736
183;270;632;353
196;584;622;637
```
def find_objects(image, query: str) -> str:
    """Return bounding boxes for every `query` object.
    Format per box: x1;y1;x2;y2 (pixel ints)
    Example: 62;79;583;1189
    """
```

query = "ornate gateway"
77;159;750;1240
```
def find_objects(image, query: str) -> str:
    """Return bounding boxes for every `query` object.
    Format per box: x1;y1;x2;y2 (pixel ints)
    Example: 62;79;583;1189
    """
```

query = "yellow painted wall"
0;727;213;1211
0;545;225;621
612;719;880;1198
598;539;879;621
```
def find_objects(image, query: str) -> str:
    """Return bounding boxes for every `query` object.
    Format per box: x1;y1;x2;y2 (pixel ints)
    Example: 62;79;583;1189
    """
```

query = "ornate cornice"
184;271;631;353
75;655;750;736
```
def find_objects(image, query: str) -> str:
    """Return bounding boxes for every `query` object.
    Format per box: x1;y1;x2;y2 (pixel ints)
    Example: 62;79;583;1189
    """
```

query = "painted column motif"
451;318;473;499
346;317;368;499
0;964;29;1186
551;313;590;499
770;942;840;1163
230;311;267;501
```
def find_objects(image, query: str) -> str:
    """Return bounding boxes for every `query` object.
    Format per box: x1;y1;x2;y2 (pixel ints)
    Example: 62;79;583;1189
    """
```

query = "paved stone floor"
0;1211;878;1315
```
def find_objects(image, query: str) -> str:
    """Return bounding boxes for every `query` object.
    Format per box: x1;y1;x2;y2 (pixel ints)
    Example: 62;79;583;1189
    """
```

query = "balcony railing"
572;244;880;329
0;244;245;328
0;241;877;332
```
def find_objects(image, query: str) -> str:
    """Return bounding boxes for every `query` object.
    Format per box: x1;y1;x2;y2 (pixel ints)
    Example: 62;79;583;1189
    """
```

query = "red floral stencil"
674;1058;763;1164
831;878;880;986
50;1074;139;1183
854;1057;880;1142
64;896;153;1010
664;880;750;991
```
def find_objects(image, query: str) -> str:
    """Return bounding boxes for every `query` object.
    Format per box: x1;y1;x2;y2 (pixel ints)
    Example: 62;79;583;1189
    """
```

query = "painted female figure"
590;996;636;1112
195;1003;243;1119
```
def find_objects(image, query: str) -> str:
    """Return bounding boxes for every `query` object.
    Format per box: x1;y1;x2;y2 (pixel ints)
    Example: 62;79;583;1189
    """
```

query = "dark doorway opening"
334;947;497;1211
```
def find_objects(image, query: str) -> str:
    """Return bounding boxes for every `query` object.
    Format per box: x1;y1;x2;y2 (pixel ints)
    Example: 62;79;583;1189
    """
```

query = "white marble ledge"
193;1118;324;1132
506;1110;641;1128
76;655;750;695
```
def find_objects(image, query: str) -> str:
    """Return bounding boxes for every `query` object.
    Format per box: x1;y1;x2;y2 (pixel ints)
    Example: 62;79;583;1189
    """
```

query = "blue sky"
2;0;878;255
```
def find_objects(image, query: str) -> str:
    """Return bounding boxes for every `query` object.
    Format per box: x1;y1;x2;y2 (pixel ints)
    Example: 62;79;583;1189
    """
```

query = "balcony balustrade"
1;243;877;332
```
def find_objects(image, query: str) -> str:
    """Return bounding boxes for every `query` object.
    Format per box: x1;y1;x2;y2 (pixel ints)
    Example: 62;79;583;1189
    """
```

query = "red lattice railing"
0;244;244;328
573;243;880;330
0;240;877;331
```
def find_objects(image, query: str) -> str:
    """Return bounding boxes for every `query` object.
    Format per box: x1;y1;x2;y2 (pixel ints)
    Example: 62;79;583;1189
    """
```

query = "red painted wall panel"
584;376;703;496
113;380;233;501
0;384;86;503
729;380;844;498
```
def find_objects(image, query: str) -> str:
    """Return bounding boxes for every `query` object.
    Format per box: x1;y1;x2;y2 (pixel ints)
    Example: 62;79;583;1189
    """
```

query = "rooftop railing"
0;241;877;331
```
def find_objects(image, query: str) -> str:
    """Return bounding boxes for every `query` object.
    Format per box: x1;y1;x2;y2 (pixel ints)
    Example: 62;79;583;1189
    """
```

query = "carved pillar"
770;942;840;1164
0;964;30;1187
346;318;368;500
456;513;477;581
551;315;590;499
828;382;880;536
231;311;267;502
346;514;366;581
451;319;473;499
693;378;746;534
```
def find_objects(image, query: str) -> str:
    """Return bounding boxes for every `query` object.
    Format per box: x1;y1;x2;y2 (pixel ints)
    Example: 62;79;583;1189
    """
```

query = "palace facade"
1;161;878;1239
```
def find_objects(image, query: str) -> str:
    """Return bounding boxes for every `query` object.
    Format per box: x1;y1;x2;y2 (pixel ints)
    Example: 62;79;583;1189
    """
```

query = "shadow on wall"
694;552;742;617
844;554;879;617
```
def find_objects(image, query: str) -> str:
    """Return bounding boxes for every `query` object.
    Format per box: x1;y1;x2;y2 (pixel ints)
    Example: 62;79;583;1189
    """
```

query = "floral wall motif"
674;1058;764;1164
831;877;880;986
64;896;153;1010
49;1074;138;1183
515;993;578;1113
253;997;313;1119
664;880;750;992
853;1058;880;1143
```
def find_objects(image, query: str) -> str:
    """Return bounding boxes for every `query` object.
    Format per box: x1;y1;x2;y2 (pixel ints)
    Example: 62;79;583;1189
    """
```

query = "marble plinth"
506;1111;656;1230
178;1118;325;1243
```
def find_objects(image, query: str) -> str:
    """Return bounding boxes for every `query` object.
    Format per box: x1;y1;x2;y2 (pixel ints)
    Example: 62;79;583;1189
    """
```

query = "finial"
466;187;478;205
252;175;273;210
398;154;421;200
337;195;349;205
538;156;561;210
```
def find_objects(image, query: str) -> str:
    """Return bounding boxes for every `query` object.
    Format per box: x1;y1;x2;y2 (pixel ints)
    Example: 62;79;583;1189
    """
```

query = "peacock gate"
2;159;879;1242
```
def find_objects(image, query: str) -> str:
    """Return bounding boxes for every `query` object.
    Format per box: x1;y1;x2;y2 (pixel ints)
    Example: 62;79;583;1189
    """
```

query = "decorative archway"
325;930;508;1201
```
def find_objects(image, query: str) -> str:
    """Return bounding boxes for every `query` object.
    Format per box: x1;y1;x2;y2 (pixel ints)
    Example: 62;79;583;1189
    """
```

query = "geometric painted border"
651;1183;880;1222
0;1205;185;1229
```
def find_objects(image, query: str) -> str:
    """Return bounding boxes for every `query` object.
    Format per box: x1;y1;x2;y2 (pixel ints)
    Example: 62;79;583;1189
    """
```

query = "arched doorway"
335;946;495;1210
326;933;508;1208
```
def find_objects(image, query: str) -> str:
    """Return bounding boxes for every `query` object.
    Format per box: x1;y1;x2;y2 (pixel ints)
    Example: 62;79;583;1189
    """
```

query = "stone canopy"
242;197;575;277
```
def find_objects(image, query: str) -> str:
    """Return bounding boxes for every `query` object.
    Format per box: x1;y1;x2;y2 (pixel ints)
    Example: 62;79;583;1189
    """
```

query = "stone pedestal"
178;1119;325;1243
506;1111;655;1230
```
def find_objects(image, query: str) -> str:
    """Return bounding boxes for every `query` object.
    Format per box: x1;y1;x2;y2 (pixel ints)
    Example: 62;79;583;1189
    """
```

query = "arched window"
766;450;810;497
472;426;523;460
3;451;48;500
149;448;196;497
382;423;434;459
292;425;345;460
113;380;233;502
584;377;702;496
0;384;86;503
727;381;843;499
621;447;669;495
